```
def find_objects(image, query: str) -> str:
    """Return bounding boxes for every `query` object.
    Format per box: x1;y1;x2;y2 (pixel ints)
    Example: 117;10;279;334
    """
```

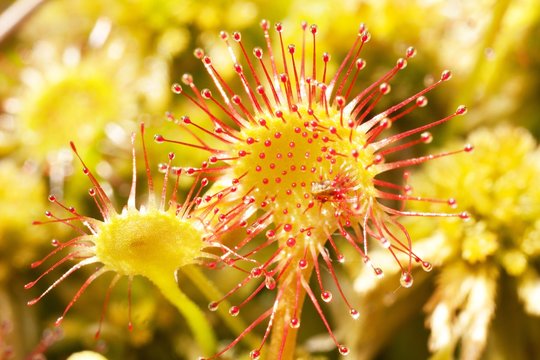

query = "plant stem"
182;265;261;349
266;260;313;360
152;272;216;356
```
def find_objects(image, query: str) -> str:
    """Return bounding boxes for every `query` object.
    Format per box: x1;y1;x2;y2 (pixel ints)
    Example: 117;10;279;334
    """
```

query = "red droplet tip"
154;134;165;143
441;70;452;81
456;105;468;115
171;83;183;94
338;345;350;356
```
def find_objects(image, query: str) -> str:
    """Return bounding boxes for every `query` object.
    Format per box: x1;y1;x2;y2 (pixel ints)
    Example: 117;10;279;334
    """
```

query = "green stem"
151;273;216;356
182;265;261;349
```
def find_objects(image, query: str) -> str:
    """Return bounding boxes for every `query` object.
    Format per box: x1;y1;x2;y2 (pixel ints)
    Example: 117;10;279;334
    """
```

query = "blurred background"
1;0;539;359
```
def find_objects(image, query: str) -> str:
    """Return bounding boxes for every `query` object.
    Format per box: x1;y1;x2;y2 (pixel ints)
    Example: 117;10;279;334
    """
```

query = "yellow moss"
410;125;540;270
403;125;540;359
461;222;498;263
20;69;120;154
521;221;540;257
501;250;528;277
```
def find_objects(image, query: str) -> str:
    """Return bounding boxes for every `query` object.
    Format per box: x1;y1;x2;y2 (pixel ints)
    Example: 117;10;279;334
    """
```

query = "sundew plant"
25;19;473;360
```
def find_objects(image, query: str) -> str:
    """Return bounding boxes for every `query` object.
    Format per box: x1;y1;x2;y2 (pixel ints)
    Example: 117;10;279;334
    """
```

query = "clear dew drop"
422;261;433;272
441;70;452;81
250;349;261;360
374;267;384;278
350;308;360;320
456;105;468;115
416;95;428;107
182;73;193;84
251;267;263;278
229;306;240;316
193;48;204;59
171;83;183;94
290;317;300;328
338;345;350;356
406;46;417;58
157;163;168;173
321;291;333;303
265;276;276;290
400;272;414;288
421;132;433;143
208;302;219;311
361;31;371;43
379;82;391;94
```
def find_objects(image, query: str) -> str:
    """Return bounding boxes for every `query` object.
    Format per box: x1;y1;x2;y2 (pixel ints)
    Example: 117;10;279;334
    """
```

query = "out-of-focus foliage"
1;0;540;359
414;125;540;360
348;125;540;360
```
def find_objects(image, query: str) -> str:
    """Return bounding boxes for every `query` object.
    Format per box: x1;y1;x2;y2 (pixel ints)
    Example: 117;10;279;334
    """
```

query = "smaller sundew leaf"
27;124;230;355
95;209;204;278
